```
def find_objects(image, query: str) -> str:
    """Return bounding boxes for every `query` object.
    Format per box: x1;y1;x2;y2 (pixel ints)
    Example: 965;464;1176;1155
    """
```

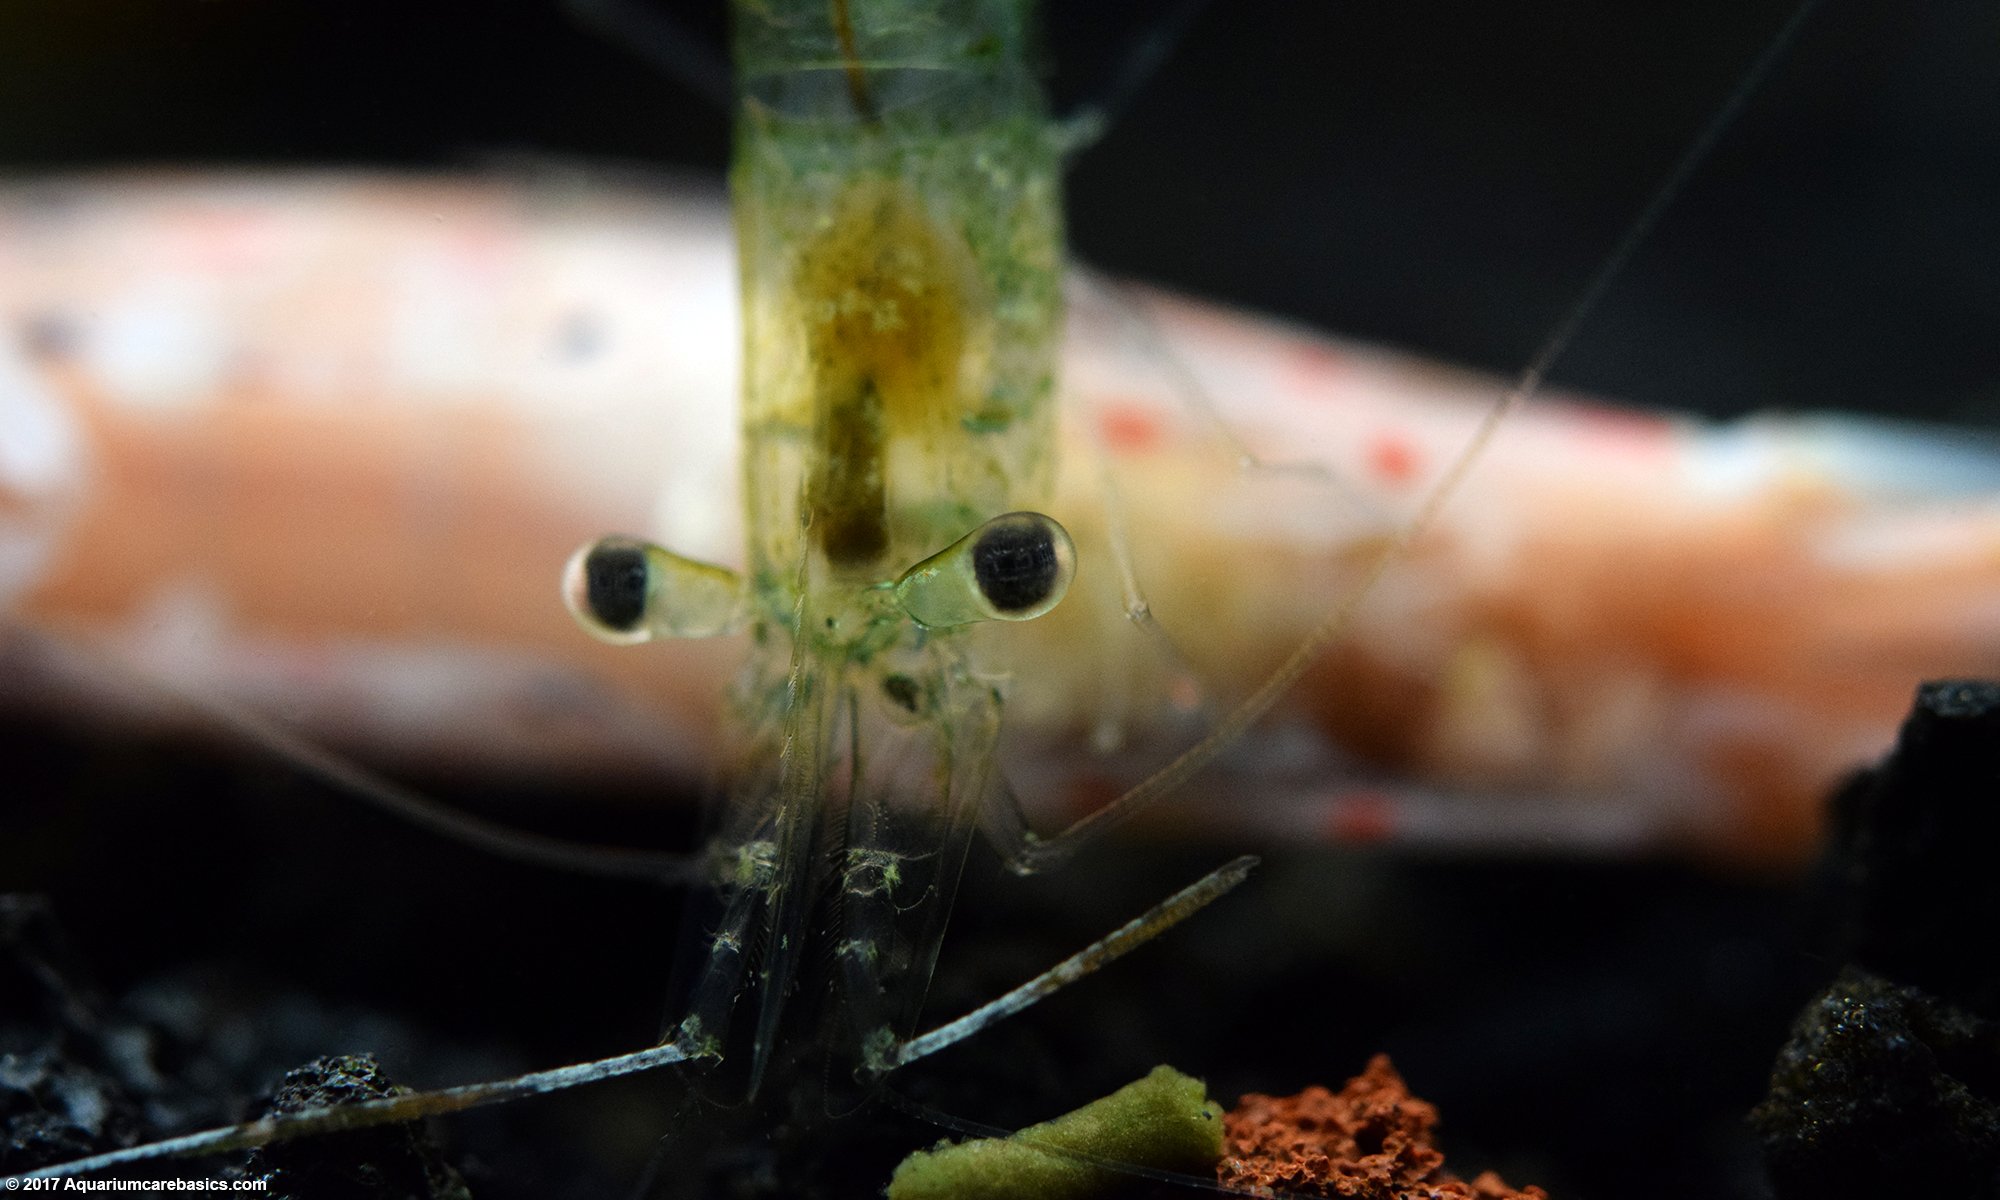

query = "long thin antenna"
15;1043;693;1179
1011;0;1826;873
891;855;1256;1068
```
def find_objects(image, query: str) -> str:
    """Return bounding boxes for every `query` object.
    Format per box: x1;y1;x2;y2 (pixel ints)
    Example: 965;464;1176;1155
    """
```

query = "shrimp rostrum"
16;0;1256;1182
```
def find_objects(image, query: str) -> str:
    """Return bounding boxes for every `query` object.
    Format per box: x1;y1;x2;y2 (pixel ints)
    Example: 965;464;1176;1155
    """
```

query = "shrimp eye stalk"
562;536;748;645
893;512;1076;629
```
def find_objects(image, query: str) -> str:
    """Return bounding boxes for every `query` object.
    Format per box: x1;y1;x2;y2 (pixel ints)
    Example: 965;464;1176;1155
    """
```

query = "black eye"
582;542;650;633
564;536;746;645
892;512;1074;629
972;519;1059;613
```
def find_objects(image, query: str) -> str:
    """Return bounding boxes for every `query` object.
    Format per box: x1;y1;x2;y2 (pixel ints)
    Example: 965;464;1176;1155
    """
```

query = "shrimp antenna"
888;855;1256;1068
9;1043;695;1180
1003;0;1827;872
14;858;1254;1180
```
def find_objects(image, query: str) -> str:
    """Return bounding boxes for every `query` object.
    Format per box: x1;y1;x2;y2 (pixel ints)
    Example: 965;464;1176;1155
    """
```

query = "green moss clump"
885;1065;1223;1200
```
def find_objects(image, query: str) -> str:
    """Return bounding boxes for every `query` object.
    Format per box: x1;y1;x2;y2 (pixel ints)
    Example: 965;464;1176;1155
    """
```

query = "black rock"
1751;968;2000;1197
1755;680;2000;1199
1824;680;2000;1018
249;1055;471;1200
2;895;154;1174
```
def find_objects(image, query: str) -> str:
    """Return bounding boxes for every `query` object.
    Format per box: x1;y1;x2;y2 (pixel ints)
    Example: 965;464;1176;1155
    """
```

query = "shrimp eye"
973;517;1063;613
562;536;747;645
579;541;650;634
893;512;1075;629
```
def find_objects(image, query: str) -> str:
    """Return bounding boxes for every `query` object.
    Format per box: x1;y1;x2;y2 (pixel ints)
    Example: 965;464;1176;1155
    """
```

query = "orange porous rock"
1218;1055;1547;1199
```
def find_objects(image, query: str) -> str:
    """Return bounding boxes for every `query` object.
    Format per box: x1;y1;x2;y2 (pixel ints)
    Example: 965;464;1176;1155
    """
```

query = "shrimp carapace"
734;0;1065;602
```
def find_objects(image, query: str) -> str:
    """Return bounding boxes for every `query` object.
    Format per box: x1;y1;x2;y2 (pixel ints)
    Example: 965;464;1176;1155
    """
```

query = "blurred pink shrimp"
3;171;1996;867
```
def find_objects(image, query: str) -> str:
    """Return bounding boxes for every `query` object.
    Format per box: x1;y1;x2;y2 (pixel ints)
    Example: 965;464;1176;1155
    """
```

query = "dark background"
3;0;1997;423
2;3;1992;1197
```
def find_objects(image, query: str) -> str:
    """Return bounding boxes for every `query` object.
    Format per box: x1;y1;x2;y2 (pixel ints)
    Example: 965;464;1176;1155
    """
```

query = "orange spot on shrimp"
1096;401;1163;453
1367;433;1423;486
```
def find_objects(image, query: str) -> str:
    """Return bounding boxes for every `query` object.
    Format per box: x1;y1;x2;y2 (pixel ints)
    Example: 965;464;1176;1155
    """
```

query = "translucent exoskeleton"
8;0;1936;1192
12;0;1264;1187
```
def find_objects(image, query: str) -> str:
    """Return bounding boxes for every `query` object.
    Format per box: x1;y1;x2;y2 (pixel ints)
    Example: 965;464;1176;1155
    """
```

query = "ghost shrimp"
8;0;1259;1182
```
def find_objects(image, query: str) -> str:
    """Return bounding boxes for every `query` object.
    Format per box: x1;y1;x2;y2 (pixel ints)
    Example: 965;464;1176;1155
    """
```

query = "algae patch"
886;1065;1223;1200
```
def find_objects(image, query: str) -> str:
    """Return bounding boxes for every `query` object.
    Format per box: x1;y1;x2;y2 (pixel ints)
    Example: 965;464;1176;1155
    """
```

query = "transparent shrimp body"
568;0;1074;1100
20;2;1264;1182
